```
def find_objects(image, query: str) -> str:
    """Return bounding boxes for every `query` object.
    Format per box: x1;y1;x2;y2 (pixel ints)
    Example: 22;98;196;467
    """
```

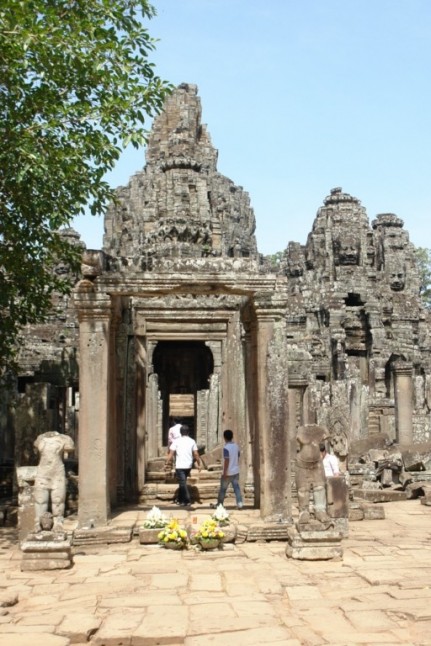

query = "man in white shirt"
320;443;340;477
166;425;201;507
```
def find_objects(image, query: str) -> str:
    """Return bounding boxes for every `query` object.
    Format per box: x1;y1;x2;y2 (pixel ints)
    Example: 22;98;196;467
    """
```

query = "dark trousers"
175;468;191;504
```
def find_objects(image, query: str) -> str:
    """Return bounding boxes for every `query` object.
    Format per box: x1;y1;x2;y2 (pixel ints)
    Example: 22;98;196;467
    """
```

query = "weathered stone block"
21;557;72;571
349;505;364;521
286;527;343;560
138;527;161;544
358;489;407;503
247;523;291;542
20;536;73;571
326;476;349;518
73;525;133;546
362;504;385;520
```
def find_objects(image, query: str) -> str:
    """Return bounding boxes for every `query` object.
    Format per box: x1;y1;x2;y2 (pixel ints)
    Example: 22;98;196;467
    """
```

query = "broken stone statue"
286;424;343;560
33;431;75;537
295;424;332;529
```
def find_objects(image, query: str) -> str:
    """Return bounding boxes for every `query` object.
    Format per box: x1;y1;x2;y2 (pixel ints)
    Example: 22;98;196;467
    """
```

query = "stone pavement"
1;499;431;646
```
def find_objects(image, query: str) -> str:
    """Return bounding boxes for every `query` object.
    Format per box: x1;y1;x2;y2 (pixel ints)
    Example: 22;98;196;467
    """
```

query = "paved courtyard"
1;499;431;645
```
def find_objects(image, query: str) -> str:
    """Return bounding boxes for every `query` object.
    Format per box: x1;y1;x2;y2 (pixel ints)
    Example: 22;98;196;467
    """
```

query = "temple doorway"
153;341;214;446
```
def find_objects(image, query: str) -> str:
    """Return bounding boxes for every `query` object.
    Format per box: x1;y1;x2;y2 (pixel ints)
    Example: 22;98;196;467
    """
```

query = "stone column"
254;291;291;522
393;361;414;445
135;337;147;493
242;324;255;498
75;288;113;527
205;340;222;447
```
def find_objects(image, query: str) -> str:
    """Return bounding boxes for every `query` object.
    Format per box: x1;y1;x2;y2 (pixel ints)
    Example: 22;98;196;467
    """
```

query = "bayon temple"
2;83;431;530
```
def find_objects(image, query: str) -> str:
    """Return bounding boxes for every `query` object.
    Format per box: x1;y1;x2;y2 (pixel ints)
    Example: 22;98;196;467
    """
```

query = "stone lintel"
99;273;281;295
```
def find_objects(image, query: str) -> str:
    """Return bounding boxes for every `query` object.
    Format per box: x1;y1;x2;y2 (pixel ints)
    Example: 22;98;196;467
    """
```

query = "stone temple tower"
104;83;258;266
73;84;291;527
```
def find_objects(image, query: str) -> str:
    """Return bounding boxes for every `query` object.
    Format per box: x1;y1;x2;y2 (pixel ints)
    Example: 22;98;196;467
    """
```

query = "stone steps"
139;468;223;504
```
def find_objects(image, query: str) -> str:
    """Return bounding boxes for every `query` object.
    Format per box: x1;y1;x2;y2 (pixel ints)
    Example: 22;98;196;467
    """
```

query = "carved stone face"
334;234;360;265
388;268;406;291
54;262;70;276
386;263;406;292
287;254;303;277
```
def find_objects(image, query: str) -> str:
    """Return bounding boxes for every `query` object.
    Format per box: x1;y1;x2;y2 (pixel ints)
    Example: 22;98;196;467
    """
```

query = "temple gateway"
2;84;431;527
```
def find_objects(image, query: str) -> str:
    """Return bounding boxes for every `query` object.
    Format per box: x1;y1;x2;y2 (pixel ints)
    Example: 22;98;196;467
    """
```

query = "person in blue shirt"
212;429;243;510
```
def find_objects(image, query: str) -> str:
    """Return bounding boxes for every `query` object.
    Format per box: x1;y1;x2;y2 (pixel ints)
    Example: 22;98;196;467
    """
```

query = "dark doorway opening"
153;341;214;444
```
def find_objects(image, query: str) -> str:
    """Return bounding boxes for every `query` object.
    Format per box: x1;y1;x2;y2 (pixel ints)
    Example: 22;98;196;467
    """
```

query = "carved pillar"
242;324;255;498
254;292;291;521
393;361;414;445
144;340;159;465
207;374;220;449
135;336;147;493
75;289;113;527
205;340;222;447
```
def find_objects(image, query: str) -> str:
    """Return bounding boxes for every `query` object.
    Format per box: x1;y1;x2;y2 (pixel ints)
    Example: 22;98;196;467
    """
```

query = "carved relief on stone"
145;217;212;248
287;346;312;382
325;406;349;458
372;213;404;230
103;84;258;264
333;233;360;266
286;242;305;277
386;261;406;292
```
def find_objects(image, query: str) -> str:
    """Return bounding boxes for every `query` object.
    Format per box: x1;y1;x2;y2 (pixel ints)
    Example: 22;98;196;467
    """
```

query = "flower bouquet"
211;504;230;526
211;504;238;543
158;519;188;550
139;506;170;544
194;518;224;550
142;506;169;529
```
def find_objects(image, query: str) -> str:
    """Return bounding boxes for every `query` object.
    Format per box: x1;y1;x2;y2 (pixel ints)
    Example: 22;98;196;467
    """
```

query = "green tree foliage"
263;250;284;270
0;0;171;371
415;247;431;310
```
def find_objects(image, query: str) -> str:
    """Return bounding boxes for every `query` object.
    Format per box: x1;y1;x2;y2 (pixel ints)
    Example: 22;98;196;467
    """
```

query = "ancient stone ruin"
2;83;431;534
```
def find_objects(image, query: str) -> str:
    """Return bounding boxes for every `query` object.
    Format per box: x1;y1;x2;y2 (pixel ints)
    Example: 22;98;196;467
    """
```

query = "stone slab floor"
1;500;431;646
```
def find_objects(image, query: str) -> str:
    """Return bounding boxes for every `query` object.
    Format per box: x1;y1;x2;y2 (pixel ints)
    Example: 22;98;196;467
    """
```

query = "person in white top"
166;425;202;506
167;418;182;450
212;429;243;509
319;443;340;477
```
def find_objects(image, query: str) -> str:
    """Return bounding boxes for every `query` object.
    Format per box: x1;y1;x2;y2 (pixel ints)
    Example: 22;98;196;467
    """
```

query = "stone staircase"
139;454;224;505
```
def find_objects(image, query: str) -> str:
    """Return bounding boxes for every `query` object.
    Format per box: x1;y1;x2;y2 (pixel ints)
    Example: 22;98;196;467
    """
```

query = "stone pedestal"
139;527;161;544
286;526;343;560
21;533;73;571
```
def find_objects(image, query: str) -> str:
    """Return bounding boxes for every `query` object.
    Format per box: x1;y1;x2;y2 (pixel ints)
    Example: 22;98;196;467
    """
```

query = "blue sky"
72;0;431;255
